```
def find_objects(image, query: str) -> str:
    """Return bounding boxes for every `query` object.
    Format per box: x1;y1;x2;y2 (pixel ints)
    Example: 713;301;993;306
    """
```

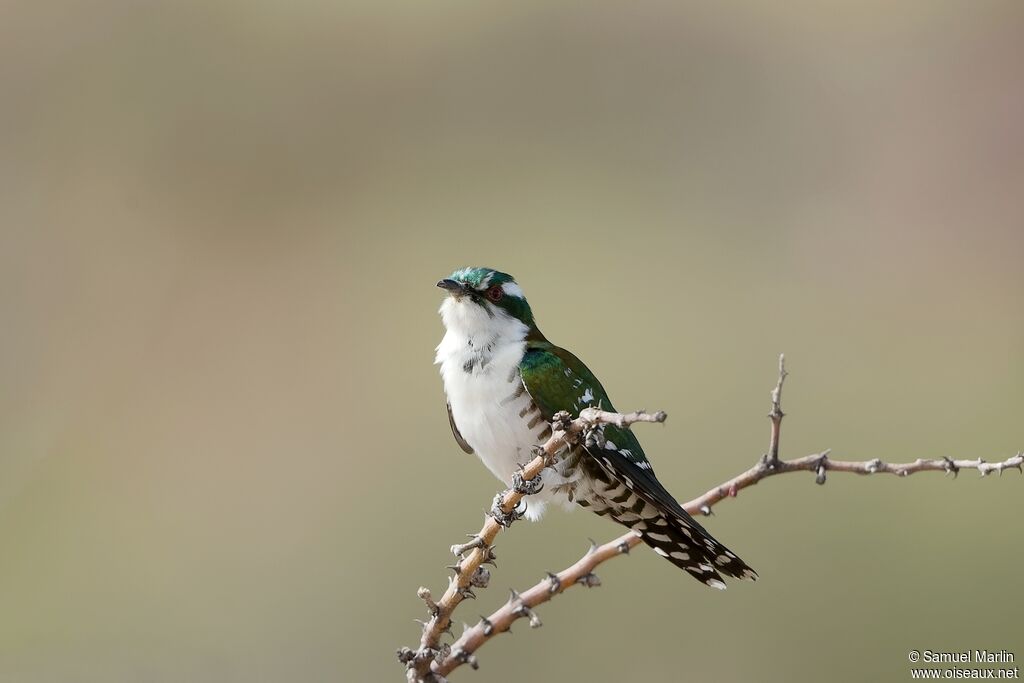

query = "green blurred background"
1;1;1022;681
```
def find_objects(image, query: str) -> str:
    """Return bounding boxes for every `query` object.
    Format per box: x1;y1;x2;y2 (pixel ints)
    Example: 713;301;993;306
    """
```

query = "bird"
435;266;757;589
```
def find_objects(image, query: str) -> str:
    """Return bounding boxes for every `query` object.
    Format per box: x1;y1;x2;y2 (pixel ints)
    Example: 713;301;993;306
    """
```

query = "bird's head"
436;267;540;339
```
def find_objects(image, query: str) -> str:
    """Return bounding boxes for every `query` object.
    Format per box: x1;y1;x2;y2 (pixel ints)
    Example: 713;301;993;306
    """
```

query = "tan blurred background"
1;1;1023;681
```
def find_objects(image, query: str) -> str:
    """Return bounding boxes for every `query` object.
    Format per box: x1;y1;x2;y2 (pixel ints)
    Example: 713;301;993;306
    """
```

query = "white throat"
434;296;530;370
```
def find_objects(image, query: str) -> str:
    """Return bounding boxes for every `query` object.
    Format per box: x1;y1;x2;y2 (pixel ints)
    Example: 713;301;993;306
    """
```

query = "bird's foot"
489;492;525;528
583;424;606;450
511;469;544;496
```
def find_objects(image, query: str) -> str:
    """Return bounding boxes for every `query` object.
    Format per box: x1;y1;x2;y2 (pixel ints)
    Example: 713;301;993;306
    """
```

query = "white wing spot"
647;532;672;543
707;579;727;590
580;388;594;404
653;547;669;557
670;551;690;561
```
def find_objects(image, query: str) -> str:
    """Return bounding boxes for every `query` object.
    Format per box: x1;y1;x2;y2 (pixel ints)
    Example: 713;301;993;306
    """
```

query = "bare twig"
402;408;667;682
419;357;1021;680
433;451;1022;678
767;353;787;465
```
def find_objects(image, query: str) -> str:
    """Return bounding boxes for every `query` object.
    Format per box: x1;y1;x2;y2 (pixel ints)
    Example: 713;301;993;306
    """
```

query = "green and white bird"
435;267;757;589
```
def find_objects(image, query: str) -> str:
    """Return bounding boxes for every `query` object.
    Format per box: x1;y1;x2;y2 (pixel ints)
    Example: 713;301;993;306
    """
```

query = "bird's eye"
486;285;504;302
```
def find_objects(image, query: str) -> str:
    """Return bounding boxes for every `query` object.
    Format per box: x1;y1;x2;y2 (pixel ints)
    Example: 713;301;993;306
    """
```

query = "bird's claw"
489;492;524;527
512;470;544;496
584;424;606;449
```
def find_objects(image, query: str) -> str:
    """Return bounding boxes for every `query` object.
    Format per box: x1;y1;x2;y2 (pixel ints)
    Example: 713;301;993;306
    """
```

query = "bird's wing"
519;341;757;586
446;401;474;454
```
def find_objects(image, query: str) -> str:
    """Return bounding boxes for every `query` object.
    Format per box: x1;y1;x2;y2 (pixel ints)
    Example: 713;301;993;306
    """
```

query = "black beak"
436;278;467;295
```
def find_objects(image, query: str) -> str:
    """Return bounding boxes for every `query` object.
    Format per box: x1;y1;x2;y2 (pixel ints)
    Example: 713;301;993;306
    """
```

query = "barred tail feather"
578;443;758;589
634;513;757;588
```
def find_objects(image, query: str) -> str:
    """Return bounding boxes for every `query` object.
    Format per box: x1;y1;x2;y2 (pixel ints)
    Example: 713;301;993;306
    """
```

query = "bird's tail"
633;511;758;589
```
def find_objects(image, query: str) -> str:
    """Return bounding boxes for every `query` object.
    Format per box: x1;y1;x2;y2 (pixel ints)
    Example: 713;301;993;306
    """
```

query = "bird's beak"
436;278;467;296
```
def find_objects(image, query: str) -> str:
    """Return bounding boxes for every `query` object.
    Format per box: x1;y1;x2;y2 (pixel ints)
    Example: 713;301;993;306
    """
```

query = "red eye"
486;285;504;302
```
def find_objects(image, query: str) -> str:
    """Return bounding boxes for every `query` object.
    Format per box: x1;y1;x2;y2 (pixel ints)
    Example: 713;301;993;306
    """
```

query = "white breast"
435;297;576;520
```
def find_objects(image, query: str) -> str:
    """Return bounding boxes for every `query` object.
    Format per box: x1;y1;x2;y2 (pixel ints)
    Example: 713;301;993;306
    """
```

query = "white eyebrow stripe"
502;282;524;298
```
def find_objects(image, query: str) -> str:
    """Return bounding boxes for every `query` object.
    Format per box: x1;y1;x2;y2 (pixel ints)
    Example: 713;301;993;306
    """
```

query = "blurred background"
1;1;1023;681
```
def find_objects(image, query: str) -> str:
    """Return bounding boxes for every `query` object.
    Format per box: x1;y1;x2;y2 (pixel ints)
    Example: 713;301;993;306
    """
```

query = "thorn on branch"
815;452;829;485
586;538;599;555
515;603;542;628
699;505;713;516
479;616;494;636
453;648;479;671
545;571;561;594
942;456;959;478
397;647;416;664
579;572;601;588
617;539;631;555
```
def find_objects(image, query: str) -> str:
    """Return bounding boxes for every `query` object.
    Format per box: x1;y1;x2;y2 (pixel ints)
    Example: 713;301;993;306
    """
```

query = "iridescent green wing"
519;341;758;585
518;341;697;521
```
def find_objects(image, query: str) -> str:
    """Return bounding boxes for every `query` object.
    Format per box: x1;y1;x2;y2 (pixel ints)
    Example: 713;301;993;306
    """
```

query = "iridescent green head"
436;267;537;330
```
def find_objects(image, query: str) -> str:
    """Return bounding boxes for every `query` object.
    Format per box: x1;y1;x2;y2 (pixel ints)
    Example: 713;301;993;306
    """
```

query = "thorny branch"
398;408;666;683
401;355;1022;681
